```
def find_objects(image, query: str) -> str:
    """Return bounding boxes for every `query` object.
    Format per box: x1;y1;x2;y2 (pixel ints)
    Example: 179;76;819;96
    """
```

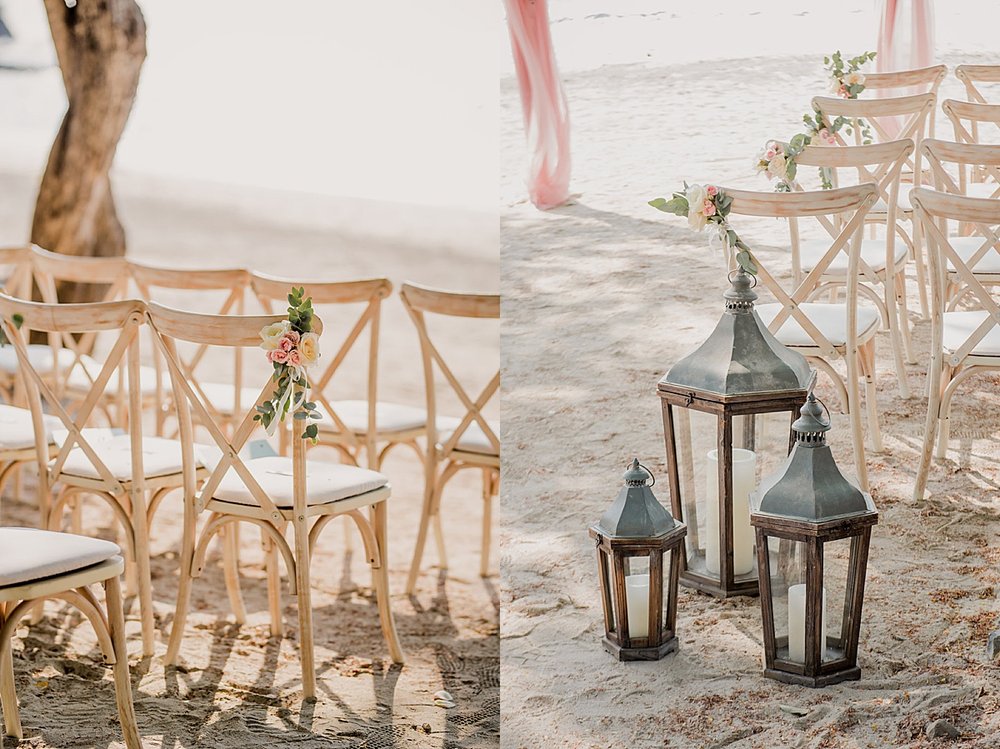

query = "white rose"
766;153;787;181
298;332;320;368
685;184;708;230
828;76;842;94
259;320;291;351
845;72;864;86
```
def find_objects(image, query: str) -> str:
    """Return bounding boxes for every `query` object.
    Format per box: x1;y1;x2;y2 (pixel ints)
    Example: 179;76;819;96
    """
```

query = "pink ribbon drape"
876;0;934;138
505;0;571;210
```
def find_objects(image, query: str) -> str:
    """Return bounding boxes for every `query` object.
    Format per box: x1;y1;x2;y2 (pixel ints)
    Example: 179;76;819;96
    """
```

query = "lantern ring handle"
727;269;757;288
812;395;832;421
637;461;655;486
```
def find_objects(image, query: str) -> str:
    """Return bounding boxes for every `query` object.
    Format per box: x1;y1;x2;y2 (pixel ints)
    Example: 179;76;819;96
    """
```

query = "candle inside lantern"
705;448;756;576
787;583;827;663
624;573;650;638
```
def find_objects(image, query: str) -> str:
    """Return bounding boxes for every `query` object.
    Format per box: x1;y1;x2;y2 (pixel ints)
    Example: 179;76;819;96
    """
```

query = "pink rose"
287;349;302;366
838;84;849;98
268;349;289;364
765;147;777;160
706;185;718;197
278;331;299;352
702;199;716;217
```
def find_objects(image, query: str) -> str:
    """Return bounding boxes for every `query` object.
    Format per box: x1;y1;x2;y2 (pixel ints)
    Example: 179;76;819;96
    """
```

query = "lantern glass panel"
673;406;717;577
734;411;794;484
623;555;651;639
822;537;852;663
768;536;810;664
600;547;617;635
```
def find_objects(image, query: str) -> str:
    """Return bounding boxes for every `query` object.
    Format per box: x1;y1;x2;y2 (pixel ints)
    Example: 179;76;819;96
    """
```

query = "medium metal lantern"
589;459;687;661
658;268;813;598
750;394;878;687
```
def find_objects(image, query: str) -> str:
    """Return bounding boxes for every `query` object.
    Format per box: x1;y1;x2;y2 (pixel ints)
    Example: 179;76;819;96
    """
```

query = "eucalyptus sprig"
0;313;24;347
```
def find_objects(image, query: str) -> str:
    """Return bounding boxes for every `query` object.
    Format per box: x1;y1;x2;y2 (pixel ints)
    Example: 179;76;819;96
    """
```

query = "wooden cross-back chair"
146;302;404;699
29;246;156;426
129;261;252;437
911;188;1000;499
0;247;50;406
922;139;1000;298
862;65;947;137
0;293;197;658
399;282;500;595
813;93;935;319
941;99;1000;200
791;139;916;397
956;64;1000;107
721;184;879;490
250;272;426;471
0;528;140;747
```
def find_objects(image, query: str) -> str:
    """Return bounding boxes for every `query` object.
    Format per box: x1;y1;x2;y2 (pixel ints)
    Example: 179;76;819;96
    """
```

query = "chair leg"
222;524;247;625
844;350;869;492
480;468;493;579
0;602;21;740
406;459;438;597
935;365;957;461
264;524;284;638
293;517;316;699
859;341;883;454
104;574;142;749
911;222;930;320
371;501;404;664
885;276;911;399
164;502;197;666
129;495;155;658
71;496;83;535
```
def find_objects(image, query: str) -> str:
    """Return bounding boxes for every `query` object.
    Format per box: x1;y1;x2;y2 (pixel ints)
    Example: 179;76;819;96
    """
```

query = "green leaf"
785;160;797;180
790;133;806;150
736;250;758;275
293;411;307;420
11;314;22;329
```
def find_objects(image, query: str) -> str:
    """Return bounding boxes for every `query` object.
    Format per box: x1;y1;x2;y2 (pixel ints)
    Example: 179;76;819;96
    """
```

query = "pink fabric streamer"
876;0;935;137
505;0;571;210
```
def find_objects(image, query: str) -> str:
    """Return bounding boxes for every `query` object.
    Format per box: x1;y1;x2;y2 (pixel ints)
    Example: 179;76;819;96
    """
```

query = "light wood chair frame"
941;99;1000;201
911;188;1000;499
862;64;946;138
250;272;422;471
813;92;935;319
0;552;140;747
399;282;500;594
147;302;404;699
791;139;916;395
0;293;176;657
722;184;878;490
956;63;1000;113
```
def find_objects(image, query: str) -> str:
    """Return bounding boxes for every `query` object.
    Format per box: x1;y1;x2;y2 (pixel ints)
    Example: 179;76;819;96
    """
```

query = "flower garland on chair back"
648;184;757;277
255;287;323;440
755;50;877;191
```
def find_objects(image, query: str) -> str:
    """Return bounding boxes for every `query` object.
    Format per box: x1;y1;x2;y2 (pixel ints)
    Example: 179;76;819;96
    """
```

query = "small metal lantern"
750;394;878;687
589;459;687;661
658;268;813;598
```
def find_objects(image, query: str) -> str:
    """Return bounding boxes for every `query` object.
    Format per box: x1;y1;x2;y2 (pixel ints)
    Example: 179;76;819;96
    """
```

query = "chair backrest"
0;293;148;504
956;64;1000;105
398;283;499;462
721;184;878;359
0;246;35;300
812;93;934;177
130;262;251;431
789;140;911;282
250;273;392;451
145;301;306;521
921;138;1000;202
911;188;1000;362
941;100;1000;180
862;65;946;137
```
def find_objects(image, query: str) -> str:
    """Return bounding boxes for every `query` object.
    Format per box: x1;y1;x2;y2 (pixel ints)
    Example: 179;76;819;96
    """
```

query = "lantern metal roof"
595;459;677;538
659;268;813;398
751;395;877;524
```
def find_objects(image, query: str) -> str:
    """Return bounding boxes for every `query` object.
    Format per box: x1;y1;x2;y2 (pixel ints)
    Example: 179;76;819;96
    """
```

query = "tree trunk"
31;0;146;304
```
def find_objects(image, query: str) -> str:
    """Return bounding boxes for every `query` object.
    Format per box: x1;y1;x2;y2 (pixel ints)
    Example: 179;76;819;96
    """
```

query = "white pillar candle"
705;448;756;576
787;583;827;663
624;573;650;638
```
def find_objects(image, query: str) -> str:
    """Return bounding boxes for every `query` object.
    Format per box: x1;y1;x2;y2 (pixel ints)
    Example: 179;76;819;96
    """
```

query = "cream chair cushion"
756;303;880;348
943;310;1000;357
316;399;428;434
945;236;1000;275
0;527;120;588
0;404;60;451
436;417;498;456
52;429;189;481
799;237;908;275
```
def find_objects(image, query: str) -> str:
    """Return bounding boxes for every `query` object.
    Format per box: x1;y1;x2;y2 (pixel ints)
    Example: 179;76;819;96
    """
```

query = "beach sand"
499;7;1000;747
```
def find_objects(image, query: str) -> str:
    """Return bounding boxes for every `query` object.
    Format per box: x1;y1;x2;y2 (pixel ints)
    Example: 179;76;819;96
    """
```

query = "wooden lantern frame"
590;523;687;661
752;511;877;687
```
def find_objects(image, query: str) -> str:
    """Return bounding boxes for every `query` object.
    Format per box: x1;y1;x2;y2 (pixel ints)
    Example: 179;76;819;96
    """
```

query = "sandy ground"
499;37;1000;749
0;163;499;747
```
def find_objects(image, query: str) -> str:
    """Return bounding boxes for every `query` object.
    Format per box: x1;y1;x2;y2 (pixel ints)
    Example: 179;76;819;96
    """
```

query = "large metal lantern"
658;268;813;598
589;459;687;661
750;394;878;687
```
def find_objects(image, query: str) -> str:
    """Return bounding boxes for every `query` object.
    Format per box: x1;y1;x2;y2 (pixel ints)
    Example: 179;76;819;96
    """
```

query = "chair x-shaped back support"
399;282;500;594
941;100;1000;200
250;274;396;468
955;65;1000;143
0;293;160;657
721;184;878;490
863;65;946;137
911;188;1000;499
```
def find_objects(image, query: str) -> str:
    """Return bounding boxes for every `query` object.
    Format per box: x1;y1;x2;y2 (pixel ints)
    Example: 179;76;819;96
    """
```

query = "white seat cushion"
872;183;914;213
65;357;159;397
756;303;880;348
965;182;1000;200
943;310;1000;356
945;236;1000;275
211;455;387;508
800;237;908;275
196;382;266;416
316;399;427;434
0;344;75;375
52;429;188;482
436;417;498;456
0;404;60;450
0;527;120;587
